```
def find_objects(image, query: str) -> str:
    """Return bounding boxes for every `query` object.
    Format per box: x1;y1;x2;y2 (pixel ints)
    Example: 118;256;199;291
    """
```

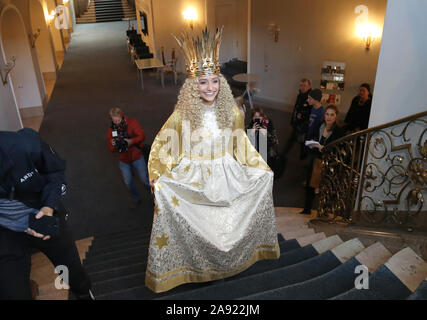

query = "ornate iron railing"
318;110;427;231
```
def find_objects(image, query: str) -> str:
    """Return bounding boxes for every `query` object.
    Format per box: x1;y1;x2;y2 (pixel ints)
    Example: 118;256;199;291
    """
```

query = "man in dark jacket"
281;79;312;171
0;128;93;300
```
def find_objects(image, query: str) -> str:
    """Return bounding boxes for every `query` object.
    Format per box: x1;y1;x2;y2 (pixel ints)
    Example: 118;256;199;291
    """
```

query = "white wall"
369;0;427;127
30;0;56;74
249;0;387;114
148;0;207;73
1;7;43;109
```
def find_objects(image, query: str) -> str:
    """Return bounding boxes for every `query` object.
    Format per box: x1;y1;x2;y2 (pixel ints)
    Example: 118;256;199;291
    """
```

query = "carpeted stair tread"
332;247;426;300
92;272;146;296
83;244;149;266
242;256;366;300
87;238;150;258
226;235;343;281
159;250;346;300
84;252;147;274
90;262;146;283
407;280;427;300
92;227;148;241
89;231;151;249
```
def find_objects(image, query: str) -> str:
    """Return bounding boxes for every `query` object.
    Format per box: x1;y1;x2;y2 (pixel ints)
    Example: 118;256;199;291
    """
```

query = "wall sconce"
29;28;41;48
46;10;59;25
182;7;197;30
356;22;382;50
268;23;280;42
1;56;16;86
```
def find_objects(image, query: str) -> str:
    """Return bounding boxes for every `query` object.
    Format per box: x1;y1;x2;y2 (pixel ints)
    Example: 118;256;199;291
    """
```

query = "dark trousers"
281;128;307;160
0;209;91;300
303;155;316;211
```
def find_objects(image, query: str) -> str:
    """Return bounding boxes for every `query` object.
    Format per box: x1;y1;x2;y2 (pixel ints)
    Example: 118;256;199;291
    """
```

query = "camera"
111;120;129;153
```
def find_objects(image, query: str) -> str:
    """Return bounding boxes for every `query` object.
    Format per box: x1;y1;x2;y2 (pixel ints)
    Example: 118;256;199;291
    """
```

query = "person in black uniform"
0;128;93;300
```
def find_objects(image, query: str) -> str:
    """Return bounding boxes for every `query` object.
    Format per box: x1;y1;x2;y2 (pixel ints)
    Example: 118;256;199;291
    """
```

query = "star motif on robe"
184;165;191;173
154;181;163;192
154;233;169;250
192;196;201;202
191;182;201;188
172;196;180;207
206;168;211;175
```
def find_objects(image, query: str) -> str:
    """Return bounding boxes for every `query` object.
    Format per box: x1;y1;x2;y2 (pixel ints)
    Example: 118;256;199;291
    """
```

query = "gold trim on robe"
145;105;279;293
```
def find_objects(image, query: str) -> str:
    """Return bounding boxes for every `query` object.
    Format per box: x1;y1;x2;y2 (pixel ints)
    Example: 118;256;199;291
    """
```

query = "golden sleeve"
230;106;271;171
148;110;183;182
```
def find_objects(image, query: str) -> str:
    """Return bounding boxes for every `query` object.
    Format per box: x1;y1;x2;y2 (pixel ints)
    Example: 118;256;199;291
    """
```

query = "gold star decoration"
206;168;211;175
192;196;201;202
172;196;180;207
154;181;163;192
184;165;191;173
154;233;169;250
191;182;201;188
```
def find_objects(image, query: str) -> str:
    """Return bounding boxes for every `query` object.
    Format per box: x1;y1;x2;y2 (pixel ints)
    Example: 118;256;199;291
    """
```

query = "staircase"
76;0;136;24
75;208;427;300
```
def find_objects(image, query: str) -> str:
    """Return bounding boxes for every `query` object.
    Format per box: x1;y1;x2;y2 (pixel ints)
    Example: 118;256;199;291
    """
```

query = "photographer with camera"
247;106;279;173
0;128;93;300
107;107;150;209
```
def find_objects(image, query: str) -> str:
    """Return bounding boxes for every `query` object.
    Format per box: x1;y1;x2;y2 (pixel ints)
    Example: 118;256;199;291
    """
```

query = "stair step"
240;238;366;300
89;234;151;252
93;272;146;296
160;249;347;300
407;280;427;300
90;262;147;284
84;252;147;274
332;247;427;300
83;244;149;266
90;229;150;244
86;238;150;258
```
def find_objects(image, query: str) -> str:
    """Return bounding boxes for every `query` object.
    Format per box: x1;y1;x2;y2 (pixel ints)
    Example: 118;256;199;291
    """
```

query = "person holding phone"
0;128;93;300
247;106;279;169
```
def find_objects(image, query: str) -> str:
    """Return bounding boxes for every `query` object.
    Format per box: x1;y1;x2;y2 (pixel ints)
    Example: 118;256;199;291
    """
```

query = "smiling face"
197;75;220;105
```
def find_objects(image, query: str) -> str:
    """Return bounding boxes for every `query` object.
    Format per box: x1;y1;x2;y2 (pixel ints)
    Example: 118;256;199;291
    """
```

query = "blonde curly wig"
174;74;236;131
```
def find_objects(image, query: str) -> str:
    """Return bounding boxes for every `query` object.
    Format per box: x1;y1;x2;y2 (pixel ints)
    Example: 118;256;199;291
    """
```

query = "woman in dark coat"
300;105;345;215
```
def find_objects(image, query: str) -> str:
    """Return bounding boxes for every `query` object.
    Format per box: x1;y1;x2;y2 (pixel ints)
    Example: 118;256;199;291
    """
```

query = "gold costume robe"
146;105;280;293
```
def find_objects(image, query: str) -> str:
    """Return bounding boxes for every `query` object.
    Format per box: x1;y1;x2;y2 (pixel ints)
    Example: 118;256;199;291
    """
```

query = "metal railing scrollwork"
318;110;427;231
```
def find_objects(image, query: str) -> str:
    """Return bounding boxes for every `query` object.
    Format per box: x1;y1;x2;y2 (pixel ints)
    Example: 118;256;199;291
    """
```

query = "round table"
232;73;261;109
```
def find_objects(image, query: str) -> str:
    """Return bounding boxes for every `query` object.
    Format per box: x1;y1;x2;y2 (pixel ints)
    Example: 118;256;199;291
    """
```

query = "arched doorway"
29;0;58;104
0;5;44;121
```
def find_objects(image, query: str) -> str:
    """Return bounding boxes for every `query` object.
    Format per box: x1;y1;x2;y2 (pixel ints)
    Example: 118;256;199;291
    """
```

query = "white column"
369;0;427;127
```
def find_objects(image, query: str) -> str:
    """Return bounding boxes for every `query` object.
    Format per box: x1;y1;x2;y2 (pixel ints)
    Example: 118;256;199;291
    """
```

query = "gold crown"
173;26;223;78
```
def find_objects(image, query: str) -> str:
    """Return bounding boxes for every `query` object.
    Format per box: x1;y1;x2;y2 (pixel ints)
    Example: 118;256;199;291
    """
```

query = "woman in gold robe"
145;28;280;293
